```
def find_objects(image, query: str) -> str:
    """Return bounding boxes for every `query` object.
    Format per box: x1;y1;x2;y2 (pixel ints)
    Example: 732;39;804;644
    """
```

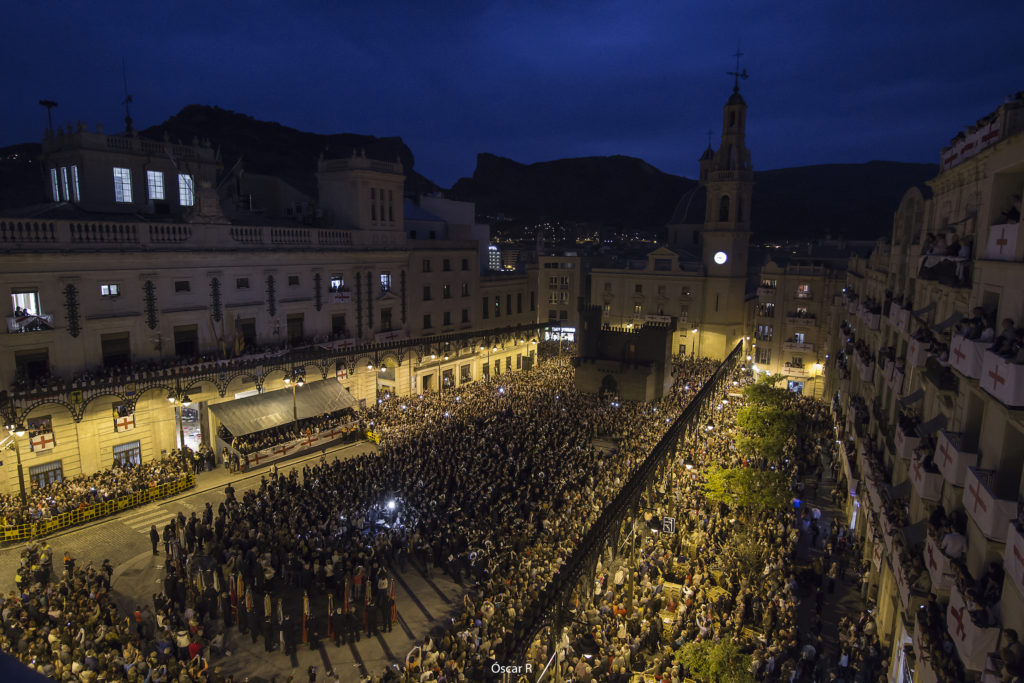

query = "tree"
734;405;801;463
675;639;755;683
703;465;791;512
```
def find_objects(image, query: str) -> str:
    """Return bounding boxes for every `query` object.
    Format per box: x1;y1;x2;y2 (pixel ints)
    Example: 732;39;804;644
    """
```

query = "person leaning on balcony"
989;319;1017;354
1001;195;1021;224
1000;628;1024;681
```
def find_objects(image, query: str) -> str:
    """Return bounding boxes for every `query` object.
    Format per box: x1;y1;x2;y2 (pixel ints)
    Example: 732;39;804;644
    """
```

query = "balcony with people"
979;324;1024;406
785;309;816;326
889;296;911;334
910;443;943;502
963;467;1018;542
983;194;1021;262
923;504;967;594
917;230;973;288
852;340;875;383
781;335;814;353
907;323;936;367
935;430;979;488
949;307;997;379
914;600;966;682
894;411;922;460
946;560;1003;672
1004;521;1024;601
860;296;882;330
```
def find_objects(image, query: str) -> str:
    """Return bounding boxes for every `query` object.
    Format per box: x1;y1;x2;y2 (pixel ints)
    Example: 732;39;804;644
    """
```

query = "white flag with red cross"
1005;522;1024;599
946;584;999;671
115;414;136;432
30;431;56;452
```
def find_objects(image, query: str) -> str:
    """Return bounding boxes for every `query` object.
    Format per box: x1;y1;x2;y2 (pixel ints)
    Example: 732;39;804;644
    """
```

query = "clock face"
713;251;728;265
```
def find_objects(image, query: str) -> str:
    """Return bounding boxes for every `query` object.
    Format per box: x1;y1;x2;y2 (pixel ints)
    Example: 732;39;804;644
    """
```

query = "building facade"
0;125;540;495
826;92;1024;681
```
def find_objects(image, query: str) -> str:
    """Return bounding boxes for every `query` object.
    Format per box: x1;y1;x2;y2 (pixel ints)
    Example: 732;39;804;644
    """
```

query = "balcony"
947;582;1000;672
912;617;942;683
984;223;1021;261
846;298;858;314
794;290;813;300
962;467;1018;542
1005;522;1024;599
853;354;874;383
885;362;904;394
756;286;776;298
889;302;910;333
893;426;919;462
935;431;978;487
6;311;55;333
923;533;955;592
979;350;1024;407
865;311;881;330
782;363;810;378
907;337;930;367
782;340;814;352
910;455;943;501
950;335;988;379
785;314;817;326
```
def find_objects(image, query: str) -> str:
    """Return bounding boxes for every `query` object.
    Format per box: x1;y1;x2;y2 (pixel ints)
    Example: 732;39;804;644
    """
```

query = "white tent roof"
210;379;358;436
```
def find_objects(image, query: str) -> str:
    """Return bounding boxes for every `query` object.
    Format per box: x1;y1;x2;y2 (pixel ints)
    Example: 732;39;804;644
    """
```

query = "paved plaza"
0;442;467;680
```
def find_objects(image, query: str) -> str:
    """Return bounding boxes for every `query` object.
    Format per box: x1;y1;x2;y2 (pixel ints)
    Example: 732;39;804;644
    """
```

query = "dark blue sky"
4;1;1021;186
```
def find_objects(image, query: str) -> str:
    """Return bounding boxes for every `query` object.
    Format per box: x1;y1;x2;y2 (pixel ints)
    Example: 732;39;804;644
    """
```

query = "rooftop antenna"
121;57;134;133
727;46;749;93
38;100;58;132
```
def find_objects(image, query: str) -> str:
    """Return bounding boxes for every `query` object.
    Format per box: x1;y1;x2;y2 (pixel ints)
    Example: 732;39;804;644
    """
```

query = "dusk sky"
4;1;1021;187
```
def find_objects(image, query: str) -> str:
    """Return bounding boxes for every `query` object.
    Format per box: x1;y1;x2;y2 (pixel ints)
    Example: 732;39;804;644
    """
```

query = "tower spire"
727;47;749;94
122;57;134;133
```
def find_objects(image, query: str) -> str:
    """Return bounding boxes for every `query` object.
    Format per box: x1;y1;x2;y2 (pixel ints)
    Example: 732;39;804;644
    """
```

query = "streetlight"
167;388;193;450
283;369;304;426
5;422;27;503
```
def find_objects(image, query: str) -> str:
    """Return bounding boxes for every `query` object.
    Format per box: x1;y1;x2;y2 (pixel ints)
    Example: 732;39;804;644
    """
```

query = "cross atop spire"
727;47;749;94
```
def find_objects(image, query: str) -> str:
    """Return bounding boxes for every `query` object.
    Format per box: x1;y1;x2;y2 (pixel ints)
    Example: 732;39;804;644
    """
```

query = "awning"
899;388;925;406
913;301;936;317
209;379;358;437
932;311;964;333
916;413;948;437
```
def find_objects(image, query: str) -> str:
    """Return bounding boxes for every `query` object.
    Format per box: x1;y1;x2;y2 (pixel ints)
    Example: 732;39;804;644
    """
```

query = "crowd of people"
0;456;191;529
3;349;868;682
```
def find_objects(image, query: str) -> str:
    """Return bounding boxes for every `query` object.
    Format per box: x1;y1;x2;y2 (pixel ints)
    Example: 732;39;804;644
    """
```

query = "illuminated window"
60;167;70;201
329;276;343;291
178;173;194;206
147;170;165;200
100;284;120;297
380;272;392;293
70;165;80;202
113;167;132;203
50;168;60;201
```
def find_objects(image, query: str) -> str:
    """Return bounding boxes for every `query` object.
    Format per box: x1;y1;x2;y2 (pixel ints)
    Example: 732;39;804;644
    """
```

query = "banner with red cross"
962;467;1016;542
30;431;56;452
923;534;952;592
980;350;1024;407
1005;522;1024;599
946;584;1000;671
935;431;976;487
115;414;136;432
950;335;986;379
985;222;1018;261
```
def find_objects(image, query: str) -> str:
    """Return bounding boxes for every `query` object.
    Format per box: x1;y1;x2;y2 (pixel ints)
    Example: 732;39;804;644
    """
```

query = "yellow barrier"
365;430;381;444
1;474;195;544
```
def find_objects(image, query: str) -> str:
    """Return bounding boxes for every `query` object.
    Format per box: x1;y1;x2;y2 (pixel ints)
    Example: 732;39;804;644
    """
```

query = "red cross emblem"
968;481;989;515
30;433;55;450
996;227;1009;255
926;542;938;570
912;461;924;483
988;365;1006;390
116;415;134;430
938;441;954;470
302;436;315;448
952;342;966;364
950;605;967;640
1015;546;1024;587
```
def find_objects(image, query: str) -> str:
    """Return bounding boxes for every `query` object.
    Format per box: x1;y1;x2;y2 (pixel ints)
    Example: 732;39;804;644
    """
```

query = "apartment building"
826;92;1024;682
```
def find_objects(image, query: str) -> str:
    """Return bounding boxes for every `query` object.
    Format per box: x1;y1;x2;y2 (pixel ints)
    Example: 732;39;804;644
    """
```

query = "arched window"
719;195;730;222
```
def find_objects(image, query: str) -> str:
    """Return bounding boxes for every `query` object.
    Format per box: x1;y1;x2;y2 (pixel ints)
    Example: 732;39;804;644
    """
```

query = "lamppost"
283;368;304;427
4;422;27;503
167;387;193;451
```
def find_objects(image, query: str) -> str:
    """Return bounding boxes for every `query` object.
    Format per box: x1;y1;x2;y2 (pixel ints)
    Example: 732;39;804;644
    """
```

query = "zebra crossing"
119;504;174;535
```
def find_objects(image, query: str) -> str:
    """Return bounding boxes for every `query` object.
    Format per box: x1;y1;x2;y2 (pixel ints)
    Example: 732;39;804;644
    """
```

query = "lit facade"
826;92;1024;681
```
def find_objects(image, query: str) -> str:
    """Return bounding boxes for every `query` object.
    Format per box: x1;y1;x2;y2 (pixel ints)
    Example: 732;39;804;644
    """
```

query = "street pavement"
0;441;467;680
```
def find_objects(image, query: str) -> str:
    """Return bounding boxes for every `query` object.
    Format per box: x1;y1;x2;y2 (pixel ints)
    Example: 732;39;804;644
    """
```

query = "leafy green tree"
675;639;755;683
703;465;791;511
734;405;801;463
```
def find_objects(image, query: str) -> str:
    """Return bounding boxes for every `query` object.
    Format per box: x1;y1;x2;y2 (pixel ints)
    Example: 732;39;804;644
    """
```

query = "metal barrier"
1;474;195;544
505;342;744;664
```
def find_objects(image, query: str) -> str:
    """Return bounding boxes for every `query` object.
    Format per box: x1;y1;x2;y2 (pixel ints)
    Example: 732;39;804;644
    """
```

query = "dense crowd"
3;350;849;682
0;456;190;528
